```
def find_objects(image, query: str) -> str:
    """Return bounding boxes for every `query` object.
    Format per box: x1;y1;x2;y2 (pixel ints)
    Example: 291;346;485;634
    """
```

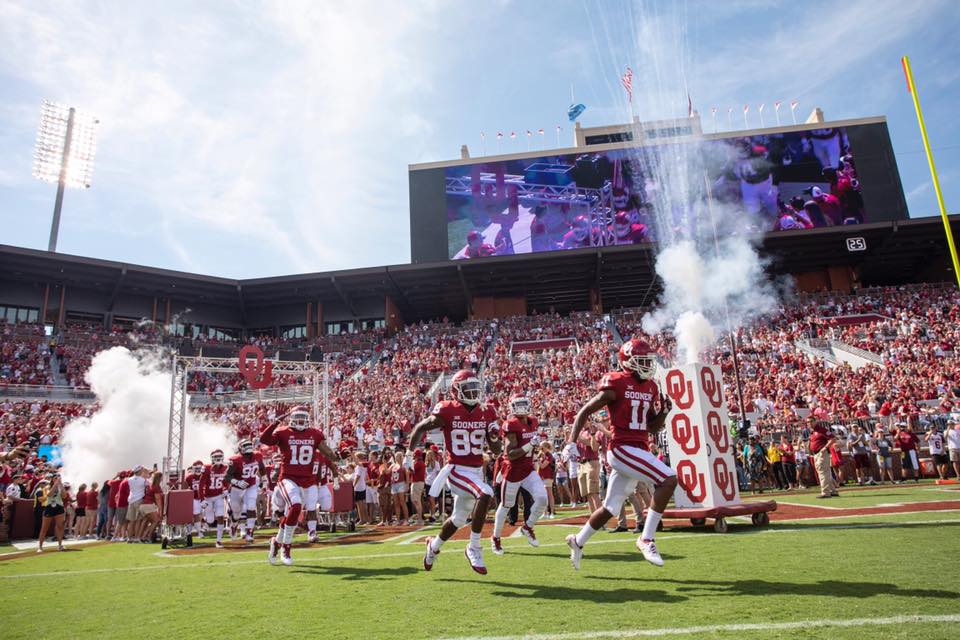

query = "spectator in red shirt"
409;449;426;525
778;435;797;490
809;423;838;498
114;474;131;541
894;424;920;483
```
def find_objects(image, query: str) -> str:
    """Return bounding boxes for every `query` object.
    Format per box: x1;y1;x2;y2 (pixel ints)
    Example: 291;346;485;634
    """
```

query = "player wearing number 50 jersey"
566;338;676;570
409;369;501;575
225;440;265;543
260;406;339;566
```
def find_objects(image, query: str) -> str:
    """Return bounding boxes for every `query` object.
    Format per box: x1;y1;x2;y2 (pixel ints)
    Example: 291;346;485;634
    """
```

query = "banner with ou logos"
660;363;740;509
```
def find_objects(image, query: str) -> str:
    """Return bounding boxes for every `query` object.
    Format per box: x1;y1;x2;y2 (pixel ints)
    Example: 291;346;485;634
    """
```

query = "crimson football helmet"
238;439;254;456
571;215;591;241
210;449;224;465
509;395;531;417
450;369;483;406
618;338;657;379
191;460;204;474
289;405;311;431
467;230;482;247
613;211;632;238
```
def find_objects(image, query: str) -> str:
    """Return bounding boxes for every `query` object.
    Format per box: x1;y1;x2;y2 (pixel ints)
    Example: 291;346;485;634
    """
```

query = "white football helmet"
509;395;531;417
238;439;254;455
191;460;204;474
289;406;311;431
210;449;224;465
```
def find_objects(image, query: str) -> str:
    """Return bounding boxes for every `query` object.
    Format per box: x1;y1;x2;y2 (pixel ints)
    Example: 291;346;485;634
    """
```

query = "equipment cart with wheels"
654;500;777;533
161;489;195;549
317;483;357;533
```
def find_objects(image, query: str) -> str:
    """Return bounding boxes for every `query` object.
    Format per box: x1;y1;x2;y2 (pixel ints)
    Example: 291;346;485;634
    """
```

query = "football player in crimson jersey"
225;439;265;543
566;338;676;570
409;369;502;575
491;396;548;555
308;449;341;542
182;460;205;537
260;406;339;566
610;211;649;245
201;450;230;548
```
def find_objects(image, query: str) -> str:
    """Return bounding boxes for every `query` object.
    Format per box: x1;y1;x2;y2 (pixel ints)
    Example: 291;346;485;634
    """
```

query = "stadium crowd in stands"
1;284;958;547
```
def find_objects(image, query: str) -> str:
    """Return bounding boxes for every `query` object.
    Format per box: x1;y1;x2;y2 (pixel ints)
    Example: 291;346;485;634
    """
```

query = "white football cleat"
491;536;504;555
520;525;539;547
464;544;487;575
566;534;583;571
308;532;319;544
281;543;294;566
267;536;279;565
637;538;664;566
245;533;254;544
423;537;439;571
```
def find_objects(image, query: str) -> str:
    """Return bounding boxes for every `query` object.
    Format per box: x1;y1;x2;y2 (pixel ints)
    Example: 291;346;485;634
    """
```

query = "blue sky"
0;0;957;278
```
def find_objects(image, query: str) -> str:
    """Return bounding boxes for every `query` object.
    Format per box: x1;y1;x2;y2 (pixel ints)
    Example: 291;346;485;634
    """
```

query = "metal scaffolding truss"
163;355;328;485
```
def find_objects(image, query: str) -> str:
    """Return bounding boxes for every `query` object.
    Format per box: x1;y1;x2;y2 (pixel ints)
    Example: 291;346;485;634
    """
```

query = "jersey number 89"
450;429;486;456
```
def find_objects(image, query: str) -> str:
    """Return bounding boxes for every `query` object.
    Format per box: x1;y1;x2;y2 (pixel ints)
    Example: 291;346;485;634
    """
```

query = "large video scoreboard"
408;117;906;263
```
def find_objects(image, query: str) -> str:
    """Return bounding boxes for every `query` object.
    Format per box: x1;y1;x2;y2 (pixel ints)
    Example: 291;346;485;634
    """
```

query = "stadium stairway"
794;338;839;367
827;339;885;370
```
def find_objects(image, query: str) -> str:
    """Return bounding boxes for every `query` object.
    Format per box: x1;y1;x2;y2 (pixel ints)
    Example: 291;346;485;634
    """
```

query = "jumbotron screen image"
408;121;907;263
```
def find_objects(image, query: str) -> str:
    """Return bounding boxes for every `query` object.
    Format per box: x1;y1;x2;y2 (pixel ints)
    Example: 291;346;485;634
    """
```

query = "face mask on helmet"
620;341;657;380
454;378;483;406
211;451;224;465
239;440;254;455
289;409;310;431
510;397;531;416
192;461;204;473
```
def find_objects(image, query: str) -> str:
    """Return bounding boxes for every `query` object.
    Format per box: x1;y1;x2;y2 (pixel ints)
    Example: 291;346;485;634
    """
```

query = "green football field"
2;483;959;640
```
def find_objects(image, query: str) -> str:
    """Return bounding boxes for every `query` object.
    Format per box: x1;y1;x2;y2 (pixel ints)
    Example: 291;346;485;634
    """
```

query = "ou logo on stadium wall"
671;414;701;455
706;411;729;454
677;460;706;503
665;370;694;410
699;367;723;408
238;345;273;390
713;458;737;501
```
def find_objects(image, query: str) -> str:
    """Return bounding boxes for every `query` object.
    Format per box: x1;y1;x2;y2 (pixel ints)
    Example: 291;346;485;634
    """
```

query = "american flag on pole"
621;66;633;102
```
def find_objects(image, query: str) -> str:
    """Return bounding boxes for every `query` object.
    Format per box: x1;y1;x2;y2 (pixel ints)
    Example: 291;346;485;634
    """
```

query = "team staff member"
894;424;920;483
809;423;838;499
37;473;66;552
946;420;960;481
576;426;601;512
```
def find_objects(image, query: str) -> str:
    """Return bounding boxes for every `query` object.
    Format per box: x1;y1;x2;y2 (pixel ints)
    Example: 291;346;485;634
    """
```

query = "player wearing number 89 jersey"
260;406;339;565
565;338;677;571
409;369;501;575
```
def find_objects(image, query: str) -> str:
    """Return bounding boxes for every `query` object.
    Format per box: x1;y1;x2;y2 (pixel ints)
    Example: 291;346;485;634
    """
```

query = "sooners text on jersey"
264;427;327;488
431;400;499;467
229;452;263;488
501;416;538;481
200;463;229;499
598;370;659;450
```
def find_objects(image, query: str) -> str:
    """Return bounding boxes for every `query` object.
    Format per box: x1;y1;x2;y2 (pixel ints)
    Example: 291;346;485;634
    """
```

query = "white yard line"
3;515;959;580
774;500;844;510
438;614;960;640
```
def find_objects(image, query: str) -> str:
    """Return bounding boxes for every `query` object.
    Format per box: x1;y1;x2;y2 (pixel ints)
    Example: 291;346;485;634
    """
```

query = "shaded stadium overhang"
1;215;957;323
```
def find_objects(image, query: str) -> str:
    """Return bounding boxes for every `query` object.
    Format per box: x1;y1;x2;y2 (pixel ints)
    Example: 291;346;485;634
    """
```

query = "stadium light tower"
32;100;99;252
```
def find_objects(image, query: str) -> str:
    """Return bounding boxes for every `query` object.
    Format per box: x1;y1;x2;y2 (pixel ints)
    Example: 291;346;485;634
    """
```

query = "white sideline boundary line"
438;614;960;640
3;515;959;580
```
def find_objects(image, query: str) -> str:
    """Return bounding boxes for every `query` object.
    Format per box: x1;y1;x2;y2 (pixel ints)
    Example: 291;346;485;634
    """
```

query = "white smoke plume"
59;346;236;485
642;235;779;363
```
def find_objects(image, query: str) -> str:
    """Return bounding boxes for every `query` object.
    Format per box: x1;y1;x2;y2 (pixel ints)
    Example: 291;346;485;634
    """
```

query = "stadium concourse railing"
0;384;95;402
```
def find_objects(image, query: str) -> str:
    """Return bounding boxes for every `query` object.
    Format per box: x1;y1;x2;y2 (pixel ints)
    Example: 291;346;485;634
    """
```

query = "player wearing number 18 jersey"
566;338;676;570
260;406;339;566
409;369;501;575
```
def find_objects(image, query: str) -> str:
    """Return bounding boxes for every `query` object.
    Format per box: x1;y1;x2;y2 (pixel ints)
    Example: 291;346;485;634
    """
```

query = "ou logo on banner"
706;411;729;454
713;458;737;501
677;460;706;503
666;370;694;410
671;414;701;455
699;367;723;408
238;345;273;390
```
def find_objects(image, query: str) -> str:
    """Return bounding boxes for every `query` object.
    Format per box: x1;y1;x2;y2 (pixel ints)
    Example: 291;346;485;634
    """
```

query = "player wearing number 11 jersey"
566;338;676;570
409;369;501;575
260;406;339;566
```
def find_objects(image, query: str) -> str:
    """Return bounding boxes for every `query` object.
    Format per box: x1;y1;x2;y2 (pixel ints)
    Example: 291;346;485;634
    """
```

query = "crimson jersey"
229;453;263;488
314;451;334;485
431;400;499;467
598;370;660;450
262;426;327;488
200;463;229;499
501;416;538;481
183;472;202;500
611;223;649;245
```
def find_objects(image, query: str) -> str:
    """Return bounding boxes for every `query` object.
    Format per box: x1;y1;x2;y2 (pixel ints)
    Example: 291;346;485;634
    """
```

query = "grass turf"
2;484;958;640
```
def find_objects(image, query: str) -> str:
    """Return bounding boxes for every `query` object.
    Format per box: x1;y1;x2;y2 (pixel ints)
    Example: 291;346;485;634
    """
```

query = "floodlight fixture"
32;100;99;252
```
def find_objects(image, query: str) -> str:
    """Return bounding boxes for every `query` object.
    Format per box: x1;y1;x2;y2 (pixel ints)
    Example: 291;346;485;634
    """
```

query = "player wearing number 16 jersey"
566;338;676;570
409;369;501;575
260;406;339;566
201;450;230;548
